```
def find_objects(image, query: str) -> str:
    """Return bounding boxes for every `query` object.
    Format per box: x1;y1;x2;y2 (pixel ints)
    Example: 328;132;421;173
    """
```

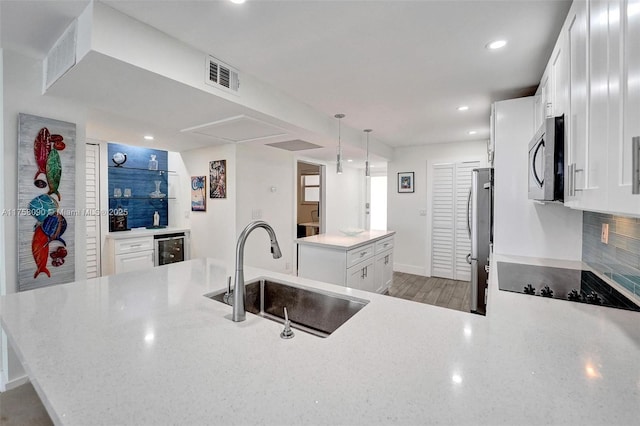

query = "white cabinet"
550;0;640;214
346;258;375;292
374;250;393;293
105;235;155;275
551;29;569;118
114;250;154;274
565;0;590;207
609;0;640;214
297;233;394;294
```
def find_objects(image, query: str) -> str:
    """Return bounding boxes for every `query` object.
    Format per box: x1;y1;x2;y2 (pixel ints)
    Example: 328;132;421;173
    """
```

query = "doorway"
369;175;387;230
296;161;324;238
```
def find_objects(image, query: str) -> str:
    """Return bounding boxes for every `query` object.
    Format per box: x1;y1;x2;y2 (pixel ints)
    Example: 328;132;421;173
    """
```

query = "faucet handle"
223;276;233;305
280;307;294;339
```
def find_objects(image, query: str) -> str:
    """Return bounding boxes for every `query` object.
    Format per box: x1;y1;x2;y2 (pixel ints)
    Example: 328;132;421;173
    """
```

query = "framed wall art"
191;176;206;211
18;113;76;291
398;172;415;193
209;160;226;199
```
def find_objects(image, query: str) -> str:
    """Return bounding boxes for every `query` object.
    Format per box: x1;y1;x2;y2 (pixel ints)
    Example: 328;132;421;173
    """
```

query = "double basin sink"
206;278;369;338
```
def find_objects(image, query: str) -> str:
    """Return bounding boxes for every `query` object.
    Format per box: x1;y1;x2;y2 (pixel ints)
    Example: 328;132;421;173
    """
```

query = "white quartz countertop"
296;230;395;249
1;255;639;425
106;227;190;239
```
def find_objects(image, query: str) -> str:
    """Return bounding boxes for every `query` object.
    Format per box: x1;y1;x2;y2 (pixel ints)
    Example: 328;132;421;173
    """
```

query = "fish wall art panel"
18;113;76;291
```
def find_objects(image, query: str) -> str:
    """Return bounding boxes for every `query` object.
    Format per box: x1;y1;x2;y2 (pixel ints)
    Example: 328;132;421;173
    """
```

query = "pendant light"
334;113;345;174
364;129;372;178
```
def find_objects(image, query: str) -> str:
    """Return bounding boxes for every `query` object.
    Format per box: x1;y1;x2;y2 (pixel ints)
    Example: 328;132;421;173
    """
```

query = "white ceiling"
1;0;571;156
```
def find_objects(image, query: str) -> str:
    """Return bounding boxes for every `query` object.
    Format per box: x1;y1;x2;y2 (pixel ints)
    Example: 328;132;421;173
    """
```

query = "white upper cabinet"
609;0;640;214
553;0;640;215
565;0;589;207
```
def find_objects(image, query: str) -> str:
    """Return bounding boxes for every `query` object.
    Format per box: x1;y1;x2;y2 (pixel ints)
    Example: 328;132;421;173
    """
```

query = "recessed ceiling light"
468;130;477;135
144;135;154;140
486;40;507;50
230;0;246;4
347;159;353;163
457;106;469;111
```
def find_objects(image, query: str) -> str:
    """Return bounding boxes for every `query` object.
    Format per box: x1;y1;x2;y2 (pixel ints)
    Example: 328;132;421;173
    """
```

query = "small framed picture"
191;176;206;211
398;172;415;193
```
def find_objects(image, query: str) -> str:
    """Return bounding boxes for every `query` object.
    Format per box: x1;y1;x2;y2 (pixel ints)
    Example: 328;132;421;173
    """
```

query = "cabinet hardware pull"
129;244;141;248
360;251;366;257
633;137;640;195
568;163;584;196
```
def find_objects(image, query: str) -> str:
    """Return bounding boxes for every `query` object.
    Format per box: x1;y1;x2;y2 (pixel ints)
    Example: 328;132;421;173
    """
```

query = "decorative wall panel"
18;113;76;291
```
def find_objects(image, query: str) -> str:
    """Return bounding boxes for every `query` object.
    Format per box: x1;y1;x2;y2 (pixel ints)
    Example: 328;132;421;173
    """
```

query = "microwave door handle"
532;140;545;188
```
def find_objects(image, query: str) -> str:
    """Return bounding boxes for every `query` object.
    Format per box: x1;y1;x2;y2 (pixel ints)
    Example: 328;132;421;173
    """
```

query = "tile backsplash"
583;211;640;303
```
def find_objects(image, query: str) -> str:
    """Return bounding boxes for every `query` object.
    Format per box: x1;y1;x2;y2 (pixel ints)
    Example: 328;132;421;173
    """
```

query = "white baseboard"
393;263;428;277
1;373;29;392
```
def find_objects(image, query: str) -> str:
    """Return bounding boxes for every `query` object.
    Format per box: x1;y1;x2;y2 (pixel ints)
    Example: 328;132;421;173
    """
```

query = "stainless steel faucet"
232;220;282;322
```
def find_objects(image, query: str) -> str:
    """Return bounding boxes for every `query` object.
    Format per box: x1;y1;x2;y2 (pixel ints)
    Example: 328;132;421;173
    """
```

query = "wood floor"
387;272;471;313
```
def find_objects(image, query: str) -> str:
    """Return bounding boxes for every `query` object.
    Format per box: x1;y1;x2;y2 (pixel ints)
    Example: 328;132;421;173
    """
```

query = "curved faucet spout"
232;221;282;322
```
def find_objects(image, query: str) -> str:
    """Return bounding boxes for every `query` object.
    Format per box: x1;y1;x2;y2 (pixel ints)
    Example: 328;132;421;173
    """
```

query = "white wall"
493;97;582;260
179;144;237;270
236;144;294;274
388;140;488;276
180;144;367;277
167;151;190;230
2;49;88;386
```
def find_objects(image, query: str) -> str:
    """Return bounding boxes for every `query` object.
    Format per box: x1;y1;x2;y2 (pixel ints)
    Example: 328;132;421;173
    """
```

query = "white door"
85;143;101;278
431;161;479;280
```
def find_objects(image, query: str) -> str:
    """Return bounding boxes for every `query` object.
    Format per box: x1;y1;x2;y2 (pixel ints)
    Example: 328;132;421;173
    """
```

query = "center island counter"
1;257;639;425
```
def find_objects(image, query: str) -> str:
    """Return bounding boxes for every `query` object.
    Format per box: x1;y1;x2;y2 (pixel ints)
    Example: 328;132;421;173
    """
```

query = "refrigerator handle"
466;188;472;239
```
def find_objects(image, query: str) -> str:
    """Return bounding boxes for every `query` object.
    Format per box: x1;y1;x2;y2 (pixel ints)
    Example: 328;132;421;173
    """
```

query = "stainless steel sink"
205;278;369;337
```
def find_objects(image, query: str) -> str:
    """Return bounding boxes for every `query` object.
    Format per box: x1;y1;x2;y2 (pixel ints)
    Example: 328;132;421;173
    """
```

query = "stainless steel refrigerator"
467;168;493;315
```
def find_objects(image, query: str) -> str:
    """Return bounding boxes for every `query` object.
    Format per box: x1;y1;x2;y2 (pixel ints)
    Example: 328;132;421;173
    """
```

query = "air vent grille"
43;20;78;90
206;56;239;92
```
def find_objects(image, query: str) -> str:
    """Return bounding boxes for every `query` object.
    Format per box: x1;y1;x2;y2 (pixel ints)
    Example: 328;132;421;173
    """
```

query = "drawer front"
114;237;154;255
346;244;374;268
375;236;394;253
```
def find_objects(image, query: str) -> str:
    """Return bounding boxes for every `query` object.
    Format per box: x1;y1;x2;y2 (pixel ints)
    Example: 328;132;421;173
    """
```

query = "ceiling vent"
205;55;240;93
43;20;78;91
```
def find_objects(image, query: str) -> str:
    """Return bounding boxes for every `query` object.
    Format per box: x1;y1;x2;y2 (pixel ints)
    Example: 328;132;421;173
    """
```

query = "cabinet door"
115;250;154;274
610;0;640;214
552;30;569;118
565;0;589;206
375;250;394;293
346;259;375;292
581;0;612;210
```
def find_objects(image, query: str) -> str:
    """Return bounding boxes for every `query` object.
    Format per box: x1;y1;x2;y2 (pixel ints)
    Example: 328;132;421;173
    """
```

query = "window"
301;174;320;203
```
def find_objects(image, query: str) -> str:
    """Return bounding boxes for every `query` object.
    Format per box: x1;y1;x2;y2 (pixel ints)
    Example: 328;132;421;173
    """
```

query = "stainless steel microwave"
528;115;565;202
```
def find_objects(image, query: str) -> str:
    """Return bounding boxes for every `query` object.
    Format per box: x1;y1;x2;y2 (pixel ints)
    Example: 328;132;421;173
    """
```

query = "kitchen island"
297;230;395;293
1;256;639;425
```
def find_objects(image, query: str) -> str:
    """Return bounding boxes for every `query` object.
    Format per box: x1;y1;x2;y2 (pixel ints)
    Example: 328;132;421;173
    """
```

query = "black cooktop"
497;262;640;312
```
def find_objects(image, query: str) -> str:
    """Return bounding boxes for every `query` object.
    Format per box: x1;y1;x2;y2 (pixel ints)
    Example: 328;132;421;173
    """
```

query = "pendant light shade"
335;114;345;174
364;129;372;178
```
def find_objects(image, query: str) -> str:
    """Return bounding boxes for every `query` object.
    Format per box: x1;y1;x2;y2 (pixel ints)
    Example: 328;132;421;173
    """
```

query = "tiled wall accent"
107;143;169;229
583;211;640;303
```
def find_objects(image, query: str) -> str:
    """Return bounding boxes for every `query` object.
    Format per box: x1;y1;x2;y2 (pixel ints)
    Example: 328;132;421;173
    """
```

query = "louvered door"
431;161;479;280
432;165;455;278
85;143;101;278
